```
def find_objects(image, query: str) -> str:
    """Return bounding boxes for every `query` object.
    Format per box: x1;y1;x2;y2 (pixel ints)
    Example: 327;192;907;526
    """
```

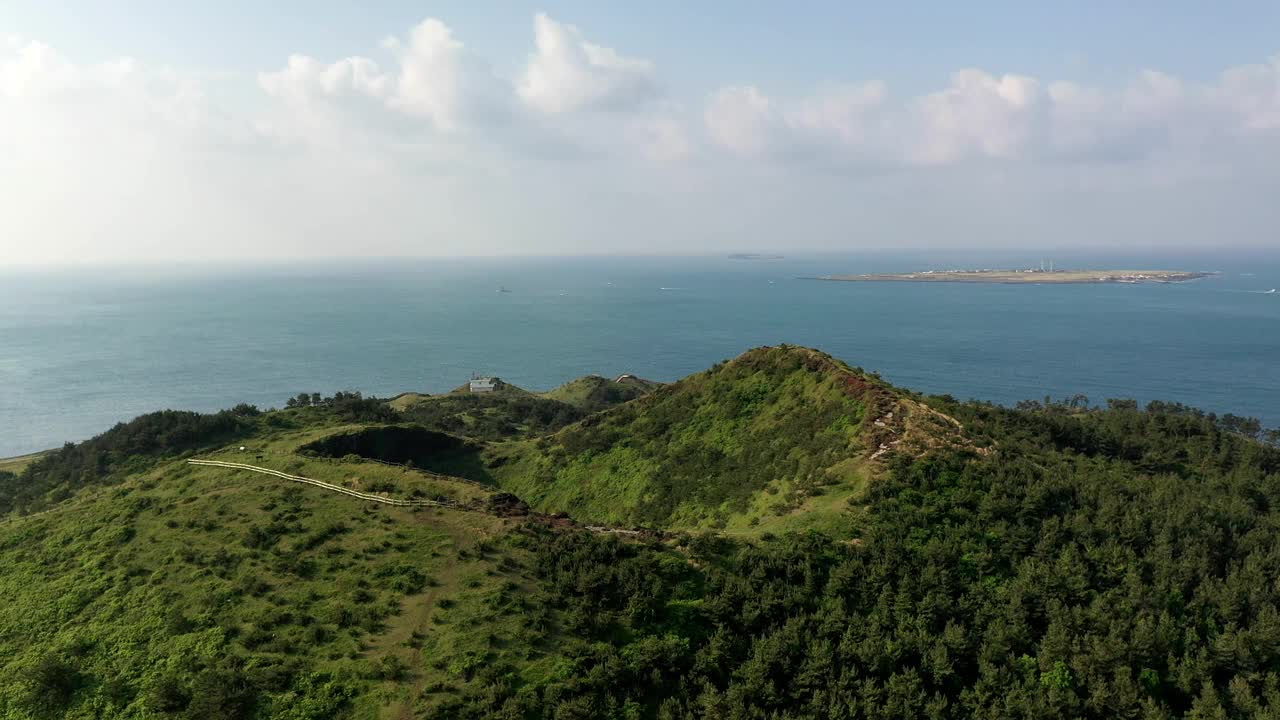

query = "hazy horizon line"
3;245;1279;273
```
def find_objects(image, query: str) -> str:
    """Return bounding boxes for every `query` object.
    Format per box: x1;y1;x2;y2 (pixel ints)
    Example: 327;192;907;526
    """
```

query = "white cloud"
1;39;112;97
704;86;778;157
909;71;1042;165
258;18;511;134
1216;55;1280;130
705;60;1280;170
627;111;695;163
259;54;389;103
704;82;891;165
4;18;1280;265
0;38;180;106
518;13;657;114
786;81;888;146
1045;80;1108;155
385;18;511;130
0;42;271;264
1;39;229;140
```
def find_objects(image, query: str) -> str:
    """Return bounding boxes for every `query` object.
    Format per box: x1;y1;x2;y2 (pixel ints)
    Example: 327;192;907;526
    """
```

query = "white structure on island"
469;375;497;393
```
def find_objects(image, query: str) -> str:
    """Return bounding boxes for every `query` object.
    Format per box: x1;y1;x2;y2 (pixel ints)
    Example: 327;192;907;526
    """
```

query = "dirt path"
187;459;460;509
187;459;665;540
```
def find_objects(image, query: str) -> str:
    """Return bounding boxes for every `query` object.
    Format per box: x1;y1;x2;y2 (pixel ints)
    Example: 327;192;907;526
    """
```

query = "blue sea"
2;250;1278;457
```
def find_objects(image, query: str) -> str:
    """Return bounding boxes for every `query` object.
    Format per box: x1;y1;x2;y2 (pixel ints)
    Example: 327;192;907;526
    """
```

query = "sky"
2;1;1279;264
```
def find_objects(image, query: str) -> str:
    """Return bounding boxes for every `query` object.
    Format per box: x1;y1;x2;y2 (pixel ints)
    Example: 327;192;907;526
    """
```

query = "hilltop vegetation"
540;374;663;413
394;394;582;442
2;346;1280;719
0;392;396;518
384;374;660;442
474;346;970;531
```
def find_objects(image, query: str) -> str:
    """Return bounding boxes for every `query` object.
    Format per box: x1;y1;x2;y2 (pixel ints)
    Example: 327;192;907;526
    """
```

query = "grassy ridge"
539;374;661;412
385;374;659;440
480;346;912;530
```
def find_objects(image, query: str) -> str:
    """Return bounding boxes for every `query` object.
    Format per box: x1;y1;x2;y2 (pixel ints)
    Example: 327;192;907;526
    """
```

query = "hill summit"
478;345;972;531
539;374;662;412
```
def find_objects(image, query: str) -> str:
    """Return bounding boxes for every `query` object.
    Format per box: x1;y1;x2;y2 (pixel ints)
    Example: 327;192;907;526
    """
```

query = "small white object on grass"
239;446;246;451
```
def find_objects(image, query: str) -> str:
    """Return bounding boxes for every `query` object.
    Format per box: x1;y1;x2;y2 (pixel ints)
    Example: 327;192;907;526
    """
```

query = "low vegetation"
385;374;659;441
540;374;662;413
2;347;1279;718
477;346;960;531
395;393;583;442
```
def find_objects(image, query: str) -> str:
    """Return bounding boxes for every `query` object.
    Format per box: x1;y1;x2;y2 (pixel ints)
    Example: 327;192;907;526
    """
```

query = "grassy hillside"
0;452;46;476
6;349;1280;719
385;394;429;413
0;458;518;719
540;374;661;413
392;394;581;442
387;375;657;441
478;346;971;532
0;402;647;719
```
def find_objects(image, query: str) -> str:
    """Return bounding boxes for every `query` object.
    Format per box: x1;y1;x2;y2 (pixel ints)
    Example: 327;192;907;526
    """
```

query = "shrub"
20;654;82;717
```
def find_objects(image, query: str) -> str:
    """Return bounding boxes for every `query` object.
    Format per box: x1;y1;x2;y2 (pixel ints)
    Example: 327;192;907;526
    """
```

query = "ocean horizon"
3;248;1278;457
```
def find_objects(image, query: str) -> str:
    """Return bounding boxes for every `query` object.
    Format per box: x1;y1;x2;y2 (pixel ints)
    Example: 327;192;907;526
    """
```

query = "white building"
469;377;497;393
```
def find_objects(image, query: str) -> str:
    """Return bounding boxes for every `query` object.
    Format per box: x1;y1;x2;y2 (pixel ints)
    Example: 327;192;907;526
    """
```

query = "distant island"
807;268;1214;284
728;253;785;261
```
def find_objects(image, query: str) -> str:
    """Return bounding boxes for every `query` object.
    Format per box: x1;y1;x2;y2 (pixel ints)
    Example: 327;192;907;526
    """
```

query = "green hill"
385;374;658;444
391;393;581;443
0;407;510;717
0;397;651;719
385;393;430;412
3;350;1280;719
475;346;971;532
539;374;662;412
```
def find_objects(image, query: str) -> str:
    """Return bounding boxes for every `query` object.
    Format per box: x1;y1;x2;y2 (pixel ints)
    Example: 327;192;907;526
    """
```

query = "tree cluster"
438;398;1280;719
1;406;259;515
284;391;396;424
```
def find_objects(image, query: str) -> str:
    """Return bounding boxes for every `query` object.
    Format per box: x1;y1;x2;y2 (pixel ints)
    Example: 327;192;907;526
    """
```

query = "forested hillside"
435;394;1280;719
2;347;1279;719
